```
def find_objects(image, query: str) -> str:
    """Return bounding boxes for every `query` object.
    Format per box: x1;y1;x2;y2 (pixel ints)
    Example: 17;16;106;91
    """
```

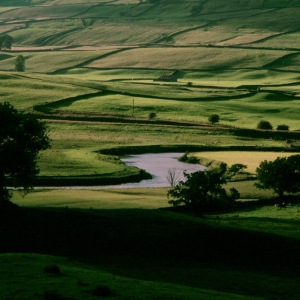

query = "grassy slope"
1;253;258;300
1;206;299;300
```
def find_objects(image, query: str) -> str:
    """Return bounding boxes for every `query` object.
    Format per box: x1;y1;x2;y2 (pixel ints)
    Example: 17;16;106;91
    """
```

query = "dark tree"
0;102;50;203
15;55;26;72
0;34;13;50
148;112;157;120
255;155;300;198
167;163;242;216
276;124;289;131
208;114;219;125
257;120;272;130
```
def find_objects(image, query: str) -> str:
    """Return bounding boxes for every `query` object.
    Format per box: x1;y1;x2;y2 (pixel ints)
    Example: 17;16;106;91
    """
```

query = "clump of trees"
178;152;199;164
257;120;272;130
15;55;26;72
0;102;51;204
276;124;289;131
255;154;300;198
167;163;246;216
208;114;219;125
0;34;13;50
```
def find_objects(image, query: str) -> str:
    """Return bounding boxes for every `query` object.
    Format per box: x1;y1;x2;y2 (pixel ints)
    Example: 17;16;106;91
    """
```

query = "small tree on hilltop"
255;155;300;198
15;55;26;72
167;163;244;216
0;102;50;205
208;114;219;125
257;120;272;130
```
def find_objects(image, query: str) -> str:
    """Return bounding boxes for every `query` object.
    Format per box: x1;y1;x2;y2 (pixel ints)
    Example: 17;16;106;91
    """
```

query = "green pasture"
176;69;300;87
10;182;300;241
51;89;247;119
0;5;86;20
209;6;300;33
58;68;165;81
9;19;82;46
193;151;300;174
38;148;130;177
0;72;96;110
171;27;274;46
12;188;170;209
56;20;187;46
0;50;113;73
263;52;300;72
1;253;257;300
87;47;292;70
46;88;300;129
35;120;288;178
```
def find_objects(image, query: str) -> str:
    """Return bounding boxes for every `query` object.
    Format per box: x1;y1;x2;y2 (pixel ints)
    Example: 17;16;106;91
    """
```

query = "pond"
103;152;206;188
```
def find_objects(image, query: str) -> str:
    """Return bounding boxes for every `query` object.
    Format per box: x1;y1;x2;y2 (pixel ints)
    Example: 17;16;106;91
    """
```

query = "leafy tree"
148;112;157;120
255;155;300;198
0;102;51;204
276;124;289;131
208;114;219;125
257;120;272;130
167;163;242;216
0;34;13;50
15;55;26;72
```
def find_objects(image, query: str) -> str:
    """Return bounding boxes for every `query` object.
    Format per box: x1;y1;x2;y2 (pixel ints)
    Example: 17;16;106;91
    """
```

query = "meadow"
1;0;300;299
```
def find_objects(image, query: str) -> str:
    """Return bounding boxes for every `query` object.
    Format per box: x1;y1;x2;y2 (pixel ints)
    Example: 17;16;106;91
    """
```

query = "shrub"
276;124;289;131
91;285;114;297
148;112;157;120
178;152;199;164
44;265;61;275
208;114;219;124
257;120;273;130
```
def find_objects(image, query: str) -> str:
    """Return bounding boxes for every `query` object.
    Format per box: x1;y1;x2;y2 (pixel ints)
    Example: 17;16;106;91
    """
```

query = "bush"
257;120;273;130
148;112;157;120
44;265;61;275
208;114;219;124
276;124;289;131
178;152;199;164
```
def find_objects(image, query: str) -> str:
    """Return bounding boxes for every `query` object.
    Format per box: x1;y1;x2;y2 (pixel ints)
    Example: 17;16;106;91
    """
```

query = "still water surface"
104;153;206;188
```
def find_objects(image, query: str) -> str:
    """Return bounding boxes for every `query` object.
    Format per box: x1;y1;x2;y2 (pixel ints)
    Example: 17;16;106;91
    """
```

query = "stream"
102;152;206;188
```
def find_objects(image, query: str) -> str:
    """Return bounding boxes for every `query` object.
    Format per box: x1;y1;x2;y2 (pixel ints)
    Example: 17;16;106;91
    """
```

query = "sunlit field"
193;151;300;174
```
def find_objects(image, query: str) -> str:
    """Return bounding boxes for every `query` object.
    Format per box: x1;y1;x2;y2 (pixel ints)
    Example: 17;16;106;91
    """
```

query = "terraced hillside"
0;0;300;178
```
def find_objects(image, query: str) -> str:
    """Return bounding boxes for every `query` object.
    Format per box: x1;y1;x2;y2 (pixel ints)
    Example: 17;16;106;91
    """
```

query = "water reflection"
104;153;206;188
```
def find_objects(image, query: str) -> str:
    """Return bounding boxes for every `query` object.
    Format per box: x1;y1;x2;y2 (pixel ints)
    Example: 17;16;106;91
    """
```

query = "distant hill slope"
0;0;299;48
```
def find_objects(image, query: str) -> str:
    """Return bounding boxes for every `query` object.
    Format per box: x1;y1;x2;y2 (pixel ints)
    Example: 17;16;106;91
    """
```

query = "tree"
0;34;13;50
148;112;157;120
257;120;272;130
255;155;300;198
276;124;289;131
166;168;181;187
15;55;26;72
208;114;219;125
0;102;51;203
167;163;242;216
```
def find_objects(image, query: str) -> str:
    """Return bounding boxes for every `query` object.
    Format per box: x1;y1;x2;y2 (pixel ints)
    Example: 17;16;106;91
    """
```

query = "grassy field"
87;47;292;70
1;1;300;299
2;253;262;300
193;151;300;173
